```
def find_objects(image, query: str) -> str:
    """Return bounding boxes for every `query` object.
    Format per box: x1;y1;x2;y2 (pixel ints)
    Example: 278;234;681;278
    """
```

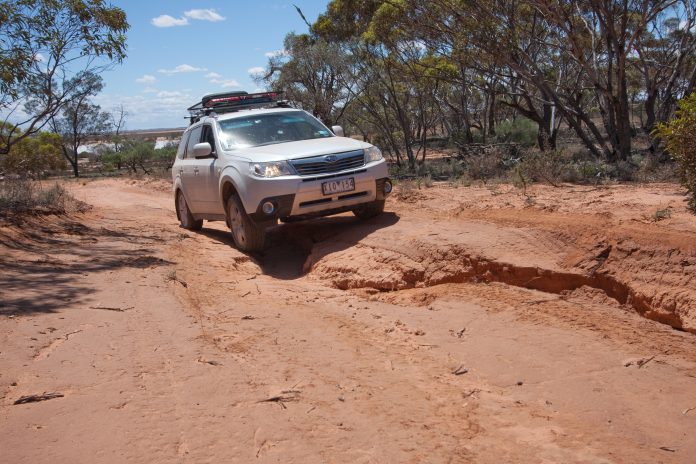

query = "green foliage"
655;92;696;211
0;131;65;178
0;0;128;155
495;118;538;147
120;141;155;174
99;148;123;171
0;0;128;99
261;32;354;126
152;145;177;163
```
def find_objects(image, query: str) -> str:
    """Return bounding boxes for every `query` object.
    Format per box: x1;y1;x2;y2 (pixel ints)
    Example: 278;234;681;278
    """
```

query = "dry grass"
0;179;89;218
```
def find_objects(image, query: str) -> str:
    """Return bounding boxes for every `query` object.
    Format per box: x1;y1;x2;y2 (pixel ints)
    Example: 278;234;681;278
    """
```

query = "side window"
201;125;216;153
185;126;203;159
176;132;190;159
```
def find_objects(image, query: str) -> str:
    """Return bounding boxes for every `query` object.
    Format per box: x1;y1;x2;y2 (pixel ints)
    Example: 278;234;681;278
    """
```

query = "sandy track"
1;178;695;463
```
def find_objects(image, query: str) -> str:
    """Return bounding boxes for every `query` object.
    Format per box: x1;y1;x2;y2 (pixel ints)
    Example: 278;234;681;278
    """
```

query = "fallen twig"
64;330;82;340
452;365;469;376
198;359;222;366
462;388;481;398
659;446;676;453
90;305;134;312
637;355;657;368
240;291;251;298
456;328;466;338
241;315;255;320
682;406;696;415
257;387;301;409
257;394;299;409
14;392;64;405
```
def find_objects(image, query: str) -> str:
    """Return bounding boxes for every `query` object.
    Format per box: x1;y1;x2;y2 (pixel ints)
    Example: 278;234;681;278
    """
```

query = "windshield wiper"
253;140;294;147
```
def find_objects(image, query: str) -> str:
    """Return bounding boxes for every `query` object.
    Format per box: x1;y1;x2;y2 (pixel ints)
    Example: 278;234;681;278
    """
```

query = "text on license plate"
322;178;355;195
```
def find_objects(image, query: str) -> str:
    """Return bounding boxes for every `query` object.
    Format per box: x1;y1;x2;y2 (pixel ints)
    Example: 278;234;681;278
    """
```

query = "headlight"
364;146;383;163
250;161;294;178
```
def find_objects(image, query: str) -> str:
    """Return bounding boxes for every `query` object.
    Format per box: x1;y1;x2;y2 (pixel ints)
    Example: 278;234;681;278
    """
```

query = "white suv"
172;91;392;251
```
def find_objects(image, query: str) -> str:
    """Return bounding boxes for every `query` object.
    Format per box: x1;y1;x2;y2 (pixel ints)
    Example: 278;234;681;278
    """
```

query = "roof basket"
186;91;288;124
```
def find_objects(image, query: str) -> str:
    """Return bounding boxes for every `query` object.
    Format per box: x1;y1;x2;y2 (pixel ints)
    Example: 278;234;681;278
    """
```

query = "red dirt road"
1;178;695;463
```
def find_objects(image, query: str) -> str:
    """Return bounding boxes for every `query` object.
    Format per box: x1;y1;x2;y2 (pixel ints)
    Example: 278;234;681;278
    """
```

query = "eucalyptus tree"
48;72;111;177
0;0;128;156
633;1;696;135
313;0;446;169
260;33;356;126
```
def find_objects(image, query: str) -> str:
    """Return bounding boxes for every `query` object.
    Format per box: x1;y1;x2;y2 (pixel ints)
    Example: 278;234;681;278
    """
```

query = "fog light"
383;180;393;194
262;201;275;215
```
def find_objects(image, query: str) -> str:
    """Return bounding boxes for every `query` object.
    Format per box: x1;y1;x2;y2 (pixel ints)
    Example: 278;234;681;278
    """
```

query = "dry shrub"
520;149;569;187
0;179;88;217
394;180;426;203
463;145;519;182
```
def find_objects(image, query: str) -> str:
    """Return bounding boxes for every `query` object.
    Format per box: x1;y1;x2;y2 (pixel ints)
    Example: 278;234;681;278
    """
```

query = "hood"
229;137;371;163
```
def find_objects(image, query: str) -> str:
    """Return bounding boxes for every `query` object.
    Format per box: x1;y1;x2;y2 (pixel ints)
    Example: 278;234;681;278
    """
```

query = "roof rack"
186;91;289;124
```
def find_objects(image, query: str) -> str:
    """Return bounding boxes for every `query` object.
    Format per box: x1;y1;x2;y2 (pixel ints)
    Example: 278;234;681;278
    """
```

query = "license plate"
322;178;355;195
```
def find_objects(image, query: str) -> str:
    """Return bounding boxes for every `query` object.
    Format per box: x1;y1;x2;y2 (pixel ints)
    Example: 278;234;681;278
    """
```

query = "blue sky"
95;1;328;130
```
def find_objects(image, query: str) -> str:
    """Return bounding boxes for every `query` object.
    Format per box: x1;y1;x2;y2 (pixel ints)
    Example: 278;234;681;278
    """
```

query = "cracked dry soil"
1;178;696;463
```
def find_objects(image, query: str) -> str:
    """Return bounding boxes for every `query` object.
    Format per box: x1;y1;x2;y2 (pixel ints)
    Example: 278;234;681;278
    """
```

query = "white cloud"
248;67;265;76
33;53;45;62
93;91;196;129
157;91;184;98
184;9;225;22
209;78;241;88
152;9;225;28
142;87;158;94
136;74;156;84
151;14;188;28
220;80;241;88
207;73;241;89
264;49;287;58
158;64;208;75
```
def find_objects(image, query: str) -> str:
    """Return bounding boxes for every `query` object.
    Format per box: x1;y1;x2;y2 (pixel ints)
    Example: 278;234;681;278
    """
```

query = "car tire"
353;199;385;219
176;190;203;231
227;194;266;252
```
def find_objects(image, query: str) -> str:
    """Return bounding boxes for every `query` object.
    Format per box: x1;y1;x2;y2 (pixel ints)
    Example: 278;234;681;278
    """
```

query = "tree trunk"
488;90;496;136
62;146;80;178
536;102;556;151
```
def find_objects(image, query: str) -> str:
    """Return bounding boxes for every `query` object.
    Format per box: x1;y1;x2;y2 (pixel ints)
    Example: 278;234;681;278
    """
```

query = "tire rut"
306;239;695;334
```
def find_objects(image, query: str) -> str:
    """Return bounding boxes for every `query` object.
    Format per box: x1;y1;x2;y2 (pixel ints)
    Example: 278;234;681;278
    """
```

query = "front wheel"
176;190;203;230
353;199;385;219
227;194;266;252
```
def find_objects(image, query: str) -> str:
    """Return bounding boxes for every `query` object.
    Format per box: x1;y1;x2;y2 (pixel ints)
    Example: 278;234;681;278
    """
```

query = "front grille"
290;150;365;176
299;191;368;208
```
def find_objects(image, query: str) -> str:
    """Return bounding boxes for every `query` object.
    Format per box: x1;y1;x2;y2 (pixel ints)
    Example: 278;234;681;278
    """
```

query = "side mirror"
331;125;345;137
193;142;213;158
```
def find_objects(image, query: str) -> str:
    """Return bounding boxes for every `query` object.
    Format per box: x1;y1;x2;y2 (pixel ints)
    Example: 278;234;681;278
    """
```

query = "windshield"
216;111;333;150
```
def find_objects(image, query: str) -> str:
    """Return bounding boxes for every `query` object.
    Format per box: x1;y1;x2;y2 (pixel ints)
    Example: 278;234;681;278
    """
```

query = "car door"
195;124;224;215
178;125;203;211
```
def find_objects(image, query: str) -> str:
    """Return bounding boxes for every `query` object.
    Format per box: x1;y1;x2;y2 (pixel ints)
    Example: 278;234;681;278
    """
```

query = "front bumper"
246;161;391;222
